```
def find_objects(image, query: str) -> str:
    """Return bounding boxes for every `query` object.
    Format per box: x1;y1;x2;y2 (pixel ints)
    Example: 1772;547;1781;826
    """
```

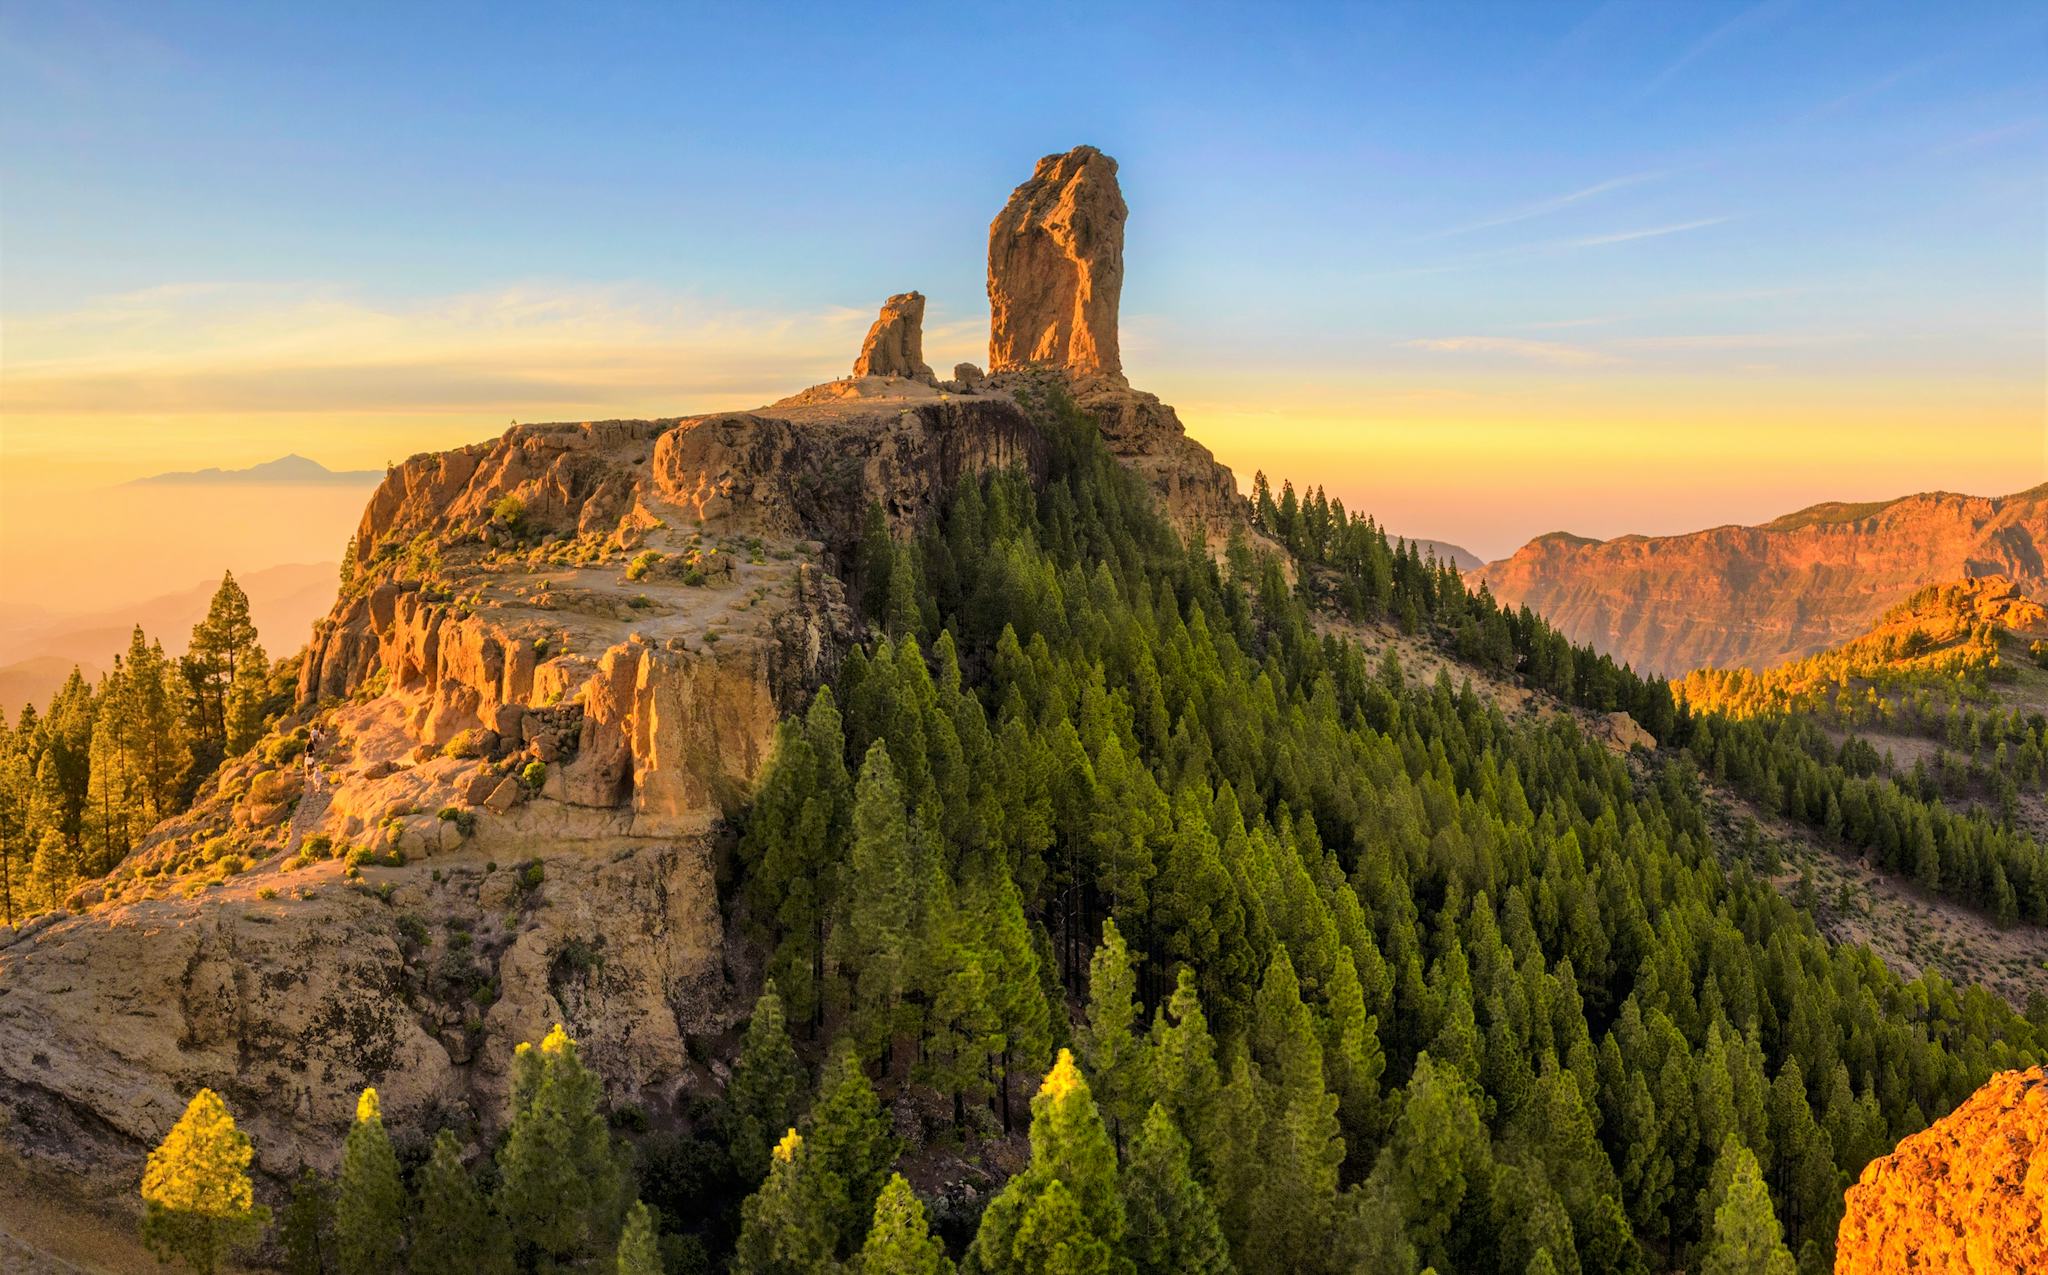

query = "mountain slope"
1475;484;2048;676
1676;575;2048;719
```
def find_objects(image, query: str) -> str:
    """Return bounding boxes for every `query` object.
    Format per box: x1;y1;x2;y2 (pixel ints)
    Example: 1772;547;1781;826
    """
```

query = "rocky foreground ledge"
1835;1065;2047;1271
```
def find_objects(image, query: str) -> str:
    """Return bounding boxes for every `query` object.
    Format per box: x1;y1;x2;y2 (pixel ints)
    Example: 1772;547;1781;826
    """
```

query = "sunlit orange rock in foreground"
1836;1066;2047;1272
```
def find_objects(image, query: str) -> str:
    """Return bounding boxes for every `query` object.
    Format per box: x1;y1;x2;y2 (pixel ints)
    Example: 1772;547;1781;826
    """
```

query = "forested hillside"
0;573;300;924
13;379;2042;1275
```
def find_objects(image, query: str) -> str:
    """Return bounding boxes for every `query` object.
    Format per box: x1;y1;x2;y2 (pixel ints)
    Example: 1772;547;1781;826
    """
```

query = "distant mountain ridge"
1475;483;2048;676
125;453;380;486
1401;537;1483;573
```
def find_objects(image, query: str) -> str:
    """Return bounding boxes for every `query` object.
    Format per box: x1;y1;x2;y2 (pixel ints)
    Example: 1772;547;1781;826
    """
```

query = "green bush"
520;761;547;790
437;806;477;835
265;731;308;767
490;493;526;532
345;844;406;870
626;550;664;581
518;861;545;893
444;728;492;759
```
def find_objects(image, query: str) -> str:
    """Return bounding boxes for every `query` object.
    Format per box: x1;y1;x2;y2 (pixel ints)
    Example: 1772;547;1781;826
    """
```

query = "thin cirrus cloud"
1396;336;1616;368
1398;326;1846;369
1;281;919;419
1555;216;1731;249
1423;169;1667;239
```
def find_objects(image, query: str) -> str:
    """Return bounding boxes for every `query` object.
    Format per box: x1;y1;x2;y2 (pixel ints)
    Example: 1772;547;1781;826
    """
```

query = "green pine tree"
1366;1053;1492;1273
1699;1140;1796;1275
410;1129;508;1275
1010;1179;1118;1275
836;742;915;1068
1147;969;1225;1188
1077;918;1146;1152
724;980;807;1185
1120;1104;1233;1275
616;1199;663;1275
335;1088;405;1275
1244;947;1344;1275
807;1041;903;1258
278;1169;333;1275
733;1129;840;1275
139;1088;271;1275
495;1024;626;1264
183;571;260;763
967;1049;1130;1275
858;1174;956;1275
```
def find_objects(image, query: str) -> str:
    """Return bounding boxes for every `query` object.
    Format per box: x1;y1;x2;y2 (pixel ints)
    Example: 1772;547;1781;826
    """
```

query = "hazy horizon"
4;1;2044;608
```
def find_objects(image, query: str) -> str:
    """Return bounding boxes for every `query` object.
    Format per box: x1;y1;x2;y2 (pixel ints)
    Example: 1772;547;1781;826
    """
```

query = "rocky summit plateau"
0;145;1235;1194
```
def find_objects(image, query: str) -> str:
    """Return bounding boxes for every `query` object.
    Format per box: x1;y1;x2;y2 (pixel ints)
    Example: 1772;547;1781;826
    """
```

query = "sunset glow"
4;2;2044;607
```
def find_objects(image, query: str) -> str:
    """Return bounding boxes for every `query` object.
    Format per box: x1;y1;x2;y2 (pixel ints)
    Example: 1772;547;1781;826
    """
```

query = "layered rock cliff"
1475;484;2048;676
0;378;1056;1186
1836;1065;2047;1272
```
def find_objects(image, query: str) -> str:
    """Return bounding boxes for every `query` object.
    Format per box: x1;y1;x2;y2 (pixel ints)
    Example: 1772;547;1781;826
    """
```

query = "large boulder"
851;291;935;383
988;145;1127;381
1837;1065;2047;1272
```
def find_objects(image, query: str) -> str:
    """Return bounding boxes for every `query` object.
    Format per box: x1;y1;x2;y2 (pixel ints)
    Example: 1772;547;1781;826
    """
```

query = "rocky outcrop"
1836;1066;2047;1272
851;291;935;383
653;389;1047;547
1475;484;2048;675
1063;375;1241;534
0;837;725;1188
988;145;1126;381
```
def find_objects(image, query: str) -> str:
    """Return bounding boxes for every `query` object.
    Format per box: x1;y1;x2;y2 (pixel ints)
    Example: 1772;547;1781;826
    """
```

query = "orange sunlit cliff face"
1836;1067;2048;1272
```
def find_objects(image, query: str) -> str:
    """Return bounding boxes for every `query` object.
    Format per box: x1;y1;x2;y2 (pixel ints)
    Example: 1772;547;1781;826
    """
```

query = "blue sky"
2;0;2044;590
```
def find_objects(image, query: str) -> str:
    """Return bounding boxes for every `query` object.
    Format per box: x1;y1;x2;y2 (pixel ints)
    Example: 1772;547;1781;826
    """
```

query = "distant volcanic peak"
851;291;936;383
1837;1066;2048;1272
128;454;380;486
988;144;1127;381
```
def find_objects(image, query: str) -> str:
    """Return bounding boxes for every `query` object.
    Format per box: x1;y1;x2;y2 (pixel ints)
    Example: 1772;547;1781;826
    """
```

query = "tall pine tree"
335;1088;405;1275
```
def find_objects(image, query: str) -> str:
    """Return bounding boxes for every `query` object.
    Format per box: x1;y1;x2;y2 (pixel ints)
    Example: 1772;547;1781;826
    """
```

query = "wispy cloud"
1398;336;1616;368
1;281;904;418
1559;217;1729;248
1930;117;2046;156
1636;0;1798;101
1427;170;1665;240
1613;330;1859;353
